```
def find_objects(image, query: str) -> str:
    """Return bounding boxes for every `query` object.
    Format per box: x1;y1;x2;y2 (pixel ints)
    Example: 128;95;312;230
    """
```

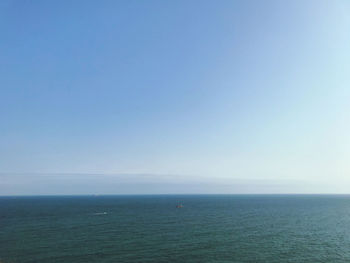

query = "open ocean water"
1;195;350;262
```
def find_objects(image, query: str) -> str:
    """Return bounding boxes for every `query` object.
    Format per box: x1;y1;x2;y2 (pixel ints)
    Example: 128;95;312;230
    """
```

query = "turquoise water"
1;195;350;262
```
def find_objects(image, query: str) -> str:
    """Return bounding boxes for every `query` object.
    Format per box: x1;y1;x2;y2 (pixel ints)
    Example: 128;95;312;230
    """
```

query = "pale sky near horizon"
1;0;350;194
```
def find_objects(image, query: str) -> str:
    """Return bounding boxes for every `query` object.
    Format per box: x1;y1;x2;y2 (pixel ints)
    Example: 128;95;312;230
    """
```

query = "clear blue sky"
1;0;350;195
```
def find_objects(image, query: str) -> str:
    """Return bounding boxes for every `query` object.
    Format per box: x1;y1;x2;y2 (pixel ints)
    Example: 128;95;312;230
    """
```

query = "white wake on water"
93;212;108;215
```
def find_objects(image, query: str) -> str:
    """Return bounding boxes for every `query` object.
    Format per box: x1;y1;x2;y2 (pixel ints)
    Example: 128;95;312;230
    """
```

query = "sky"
1;0;350;195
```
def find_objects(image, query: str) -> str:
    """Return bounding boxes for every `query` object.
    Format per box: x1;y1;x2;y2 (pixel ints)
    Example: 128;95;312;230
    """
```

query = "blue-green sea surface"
1;195;350;263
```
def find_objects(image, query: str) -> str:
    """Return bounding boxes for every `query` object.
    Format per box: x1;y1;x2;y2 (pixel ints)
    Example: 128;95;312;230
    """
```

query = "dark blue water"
1;195;350;262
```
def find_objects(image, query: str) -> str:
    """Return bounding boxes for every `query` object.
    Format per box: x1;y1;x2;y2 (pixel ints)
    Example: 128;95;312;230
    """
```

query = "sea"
1;195;350;262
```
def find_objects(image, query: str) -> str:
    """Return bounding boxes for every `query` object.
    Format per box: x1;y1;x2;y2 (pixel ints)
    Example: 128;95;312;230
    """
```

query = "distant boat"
176;204;183;208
